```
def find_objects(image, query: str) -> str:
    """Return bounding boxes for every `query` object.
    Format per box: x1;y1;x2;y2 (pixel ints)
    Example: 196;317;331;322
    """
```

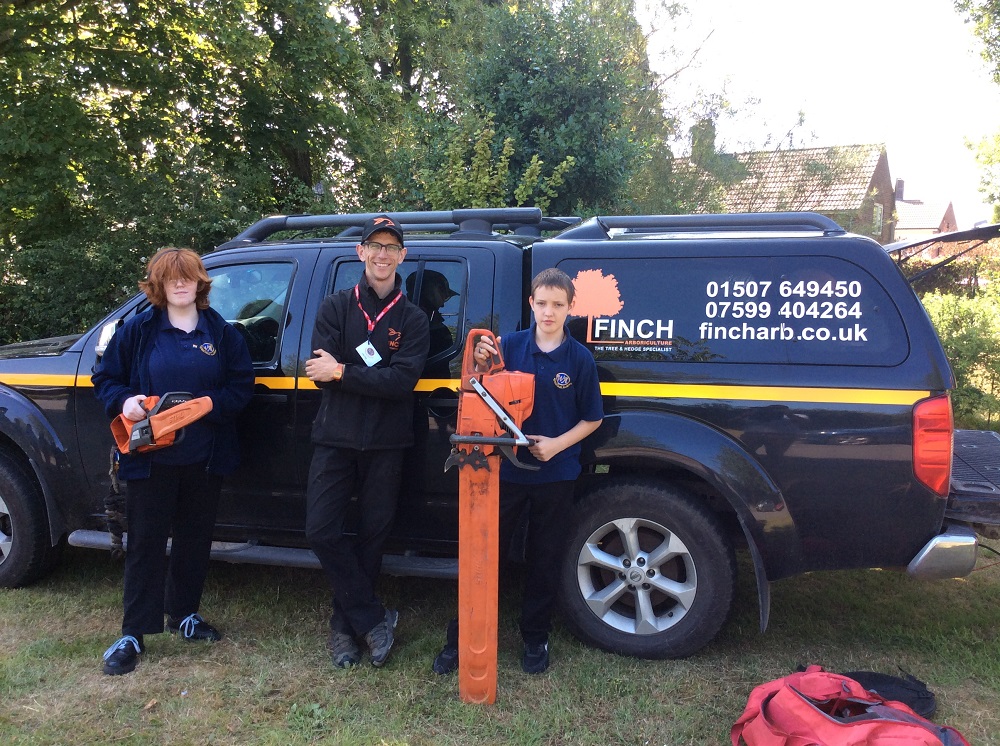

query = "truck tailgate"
947;429;1000;531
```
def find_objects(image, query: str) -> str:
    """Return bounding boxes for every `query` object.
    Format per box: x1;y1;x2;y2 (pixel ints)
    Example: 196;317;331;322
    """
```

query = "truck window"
558;256;908;366
209;262;294;365
404;264;464;378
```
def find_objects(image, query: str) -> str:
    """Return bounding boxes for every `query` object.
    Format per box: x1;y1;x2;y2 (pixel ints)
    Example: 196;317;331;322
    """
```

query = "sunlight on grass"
2;544;999;744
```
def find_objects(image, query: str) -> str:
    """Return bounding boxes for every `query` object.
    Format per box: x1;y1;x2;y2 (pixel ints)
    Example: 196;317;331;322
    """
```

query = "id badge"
356;340;382;367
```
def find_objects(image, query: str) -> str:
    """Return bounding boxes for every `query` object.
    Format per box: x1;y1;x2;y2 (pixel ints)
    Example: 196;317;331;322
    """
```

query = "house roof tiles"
896;199;954;230
719;144;886;213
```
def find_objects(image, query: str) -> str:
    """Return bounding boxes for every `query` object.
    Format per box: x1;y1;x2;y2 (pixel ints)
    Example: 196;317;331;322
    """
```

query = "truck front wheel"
0;453;52;588
559;479;736;659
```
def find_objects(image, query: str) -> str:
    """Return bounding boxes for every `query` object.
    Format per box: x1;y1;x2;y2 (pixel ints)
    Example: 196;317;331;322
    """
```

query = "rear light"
912;394;953;496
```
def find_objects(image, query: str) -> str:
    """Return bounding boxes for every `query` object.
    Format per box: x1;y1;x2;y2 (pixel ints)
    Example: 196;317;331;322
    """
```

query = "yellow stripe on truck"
8;374;301;389
341;378;931;406
4;374;931;407
0;374;78;387
598;382;931;406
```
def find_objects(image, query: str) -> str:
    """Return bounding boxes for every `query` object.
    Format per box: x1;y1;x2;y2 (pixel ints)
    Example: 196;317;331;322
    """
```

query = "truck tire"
559;479;736;659
0;453;52;588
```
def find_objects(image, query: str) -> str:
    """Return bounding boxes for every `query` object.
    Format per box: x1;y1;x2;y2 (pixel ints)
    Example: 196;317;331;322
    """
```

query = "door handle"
253;392;288;403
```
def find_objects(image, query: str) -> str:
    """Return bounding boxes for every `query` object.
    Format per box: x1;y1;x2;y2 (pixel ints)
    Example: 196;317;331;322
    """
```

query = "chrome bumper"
906;524;978;580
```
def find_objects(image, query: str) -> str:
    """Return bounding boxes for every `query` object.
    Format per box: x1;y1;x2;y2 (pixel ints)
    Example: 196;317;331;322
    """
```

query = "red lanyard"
354;284;402;337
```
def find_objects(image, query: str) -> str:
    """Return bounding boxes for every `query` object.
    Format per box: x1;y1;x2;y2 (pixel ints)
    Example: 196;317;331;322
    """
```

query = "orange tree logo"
572;269;624;325
572;269;674;353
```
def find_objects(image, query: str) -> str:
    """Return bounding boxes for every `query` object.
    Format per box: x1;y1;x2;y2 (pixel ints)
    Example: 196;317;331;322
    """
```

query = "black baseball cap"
360;215;404;246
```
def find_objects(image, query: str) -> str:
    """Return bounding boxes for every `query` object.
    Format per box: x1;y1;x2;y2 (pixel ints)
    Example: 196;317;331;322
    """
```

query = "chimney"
894;179;904;200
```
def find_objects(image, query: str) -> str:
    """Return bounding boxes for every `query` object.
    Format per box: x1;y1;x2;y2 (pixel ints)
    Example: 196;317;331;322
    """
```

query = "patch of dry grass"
2;543;999;744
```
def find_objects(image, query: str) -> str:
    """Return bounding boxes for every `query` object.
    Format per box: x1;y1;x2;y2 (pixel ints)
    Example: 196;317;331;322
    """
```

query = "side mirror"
94;319;120;359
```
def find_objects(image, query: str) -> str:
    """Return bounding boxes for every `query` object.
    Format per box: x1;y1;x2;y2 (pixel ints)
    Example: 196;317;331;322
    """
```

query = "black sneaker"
432;644;459;675
363;609;398;668
167;613;222;642
522;642;549;674
102;635;144;676
327;630;361;669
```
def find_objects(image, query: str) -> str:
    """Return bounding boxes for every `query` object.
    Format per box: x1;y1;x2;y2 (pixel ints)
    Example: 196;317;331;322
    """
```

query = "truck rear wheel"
0;453;52;588
559;479;736;659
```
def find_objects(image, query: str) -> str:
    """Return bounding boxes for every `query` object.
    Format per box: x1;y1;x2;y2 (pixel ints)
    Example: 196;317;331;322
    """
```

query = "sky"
641;0;1000;228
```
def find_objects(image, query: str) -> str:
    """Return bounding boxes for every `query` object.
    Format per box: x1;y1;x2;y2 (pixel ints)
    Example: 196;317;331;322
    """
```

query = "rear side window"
557;256;908;365
209;262;294;365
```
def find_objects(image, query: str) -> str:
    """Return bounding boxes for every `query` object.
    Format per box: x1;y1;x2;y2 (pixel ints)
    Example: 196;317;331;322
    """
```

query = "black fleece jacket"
309;272;430;450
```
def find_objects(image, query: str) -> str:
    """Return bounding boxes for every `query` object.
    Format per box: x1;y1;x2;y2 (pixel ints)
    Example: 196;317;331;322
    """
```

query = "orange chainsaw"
110;392;213;455
444;329;537;705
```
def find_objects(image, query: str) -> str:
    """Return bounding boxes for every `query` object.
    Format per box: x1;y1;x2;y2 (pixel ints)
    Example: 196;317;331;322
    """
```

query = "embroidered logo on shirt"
554;372;572;389
199;342;217;356
388;327;402;350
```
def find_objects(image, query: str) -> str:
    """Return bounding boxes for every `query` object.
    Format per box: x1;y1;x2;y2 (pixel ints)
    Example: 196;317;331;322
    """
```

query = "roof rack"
216;208;580;250
337;216;580;240
552;212;846;240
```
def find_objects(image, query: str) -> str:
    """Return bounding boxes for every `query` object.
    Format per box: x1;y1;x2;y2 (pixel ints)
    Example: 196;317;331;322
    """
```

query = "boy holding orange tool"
434;268;603;676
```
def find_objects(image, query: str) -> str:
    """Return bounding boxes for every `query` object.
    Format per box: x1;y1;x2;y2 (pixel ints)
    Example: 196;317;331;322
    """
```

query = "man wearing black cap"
304;215;430;669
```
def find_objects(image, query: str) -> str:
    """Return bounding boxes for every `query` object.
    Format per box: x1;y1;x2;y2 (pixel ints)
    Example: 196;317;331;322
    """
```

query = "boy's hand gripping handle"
460;329;504;382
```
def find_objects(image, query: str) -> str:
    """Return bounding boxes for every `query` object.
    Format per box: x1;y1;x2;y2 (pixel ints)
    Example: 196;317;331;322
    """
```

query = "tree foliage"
375;0;677;215
0;0;363;342
911;244;1000;429
459;0;670;215
957;1;1000;220
417;114;575;212
956;0;1000;84
0;0;683;343
968;131;1000;222
333;0;497;209
904;254;1000;297
923;288;1000;428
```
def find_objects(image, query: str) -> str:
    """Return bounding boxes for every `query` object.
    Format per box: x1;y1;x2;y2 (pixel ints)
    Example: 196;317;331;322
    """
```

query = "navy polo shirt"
147;312;219;465
499;325;603;484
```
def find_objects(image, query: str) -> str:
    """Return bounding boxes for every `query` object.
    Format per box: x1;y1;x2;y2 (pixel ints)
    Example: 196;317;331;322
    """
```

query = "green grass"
2;544;999;744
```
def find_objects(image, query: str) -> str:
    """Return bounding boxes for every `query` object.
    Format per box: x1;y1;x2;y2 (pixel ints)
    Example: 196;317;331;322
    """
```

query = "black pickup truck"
2;208;999;659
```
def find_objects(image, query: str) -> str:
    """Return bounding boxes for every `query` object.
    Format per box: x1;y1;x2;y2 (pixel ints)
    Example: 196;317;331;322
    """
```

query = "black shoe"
522;642;549;674
167;613;222;642
327;630;362;669
102;635;144;676
364;609;398;668
432;644;459;675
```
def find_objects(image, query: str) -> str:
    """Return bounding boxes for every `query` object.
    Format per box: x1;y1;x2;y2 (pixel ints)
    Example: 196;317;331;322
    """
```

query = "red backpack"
731;666;970;746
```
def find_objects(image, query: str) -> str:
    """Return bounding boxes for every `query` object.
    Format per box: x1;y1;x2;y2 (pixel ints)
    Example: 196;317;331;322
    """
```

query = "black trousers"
122;462;222;637
305;445;403;638
446;479;576;648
